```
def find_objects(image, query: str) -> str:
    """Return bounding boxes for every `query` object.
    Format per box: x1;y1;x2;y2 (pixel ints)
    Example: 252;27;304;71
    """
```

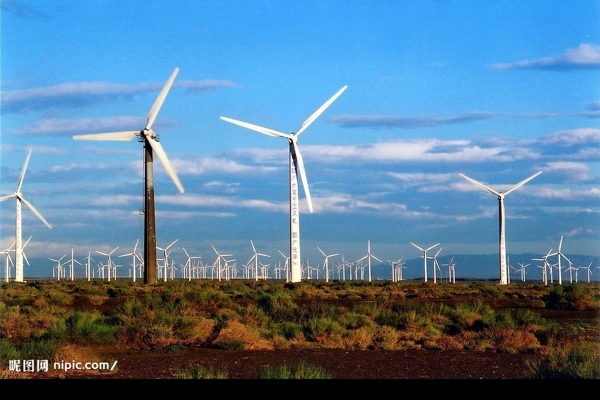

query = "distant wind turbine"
248;240;271;281
220;85;347;283
459;171;542;285
358;240;382;282
119;239;140;282
2;242;15;282
549;236;571;285
73;68;184;285
410;242;440;283
427;247;443;284
0;150;52;282
318;247;339;283
96;246;119;282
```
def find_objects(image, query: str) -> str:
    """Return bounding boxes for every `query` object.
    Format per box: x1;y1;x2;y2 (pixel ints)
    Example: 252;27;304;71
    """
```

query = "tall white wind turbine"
459;171;542;285
1;150;52;282
73;68;184;285
410;242;440;283
220;85;348;283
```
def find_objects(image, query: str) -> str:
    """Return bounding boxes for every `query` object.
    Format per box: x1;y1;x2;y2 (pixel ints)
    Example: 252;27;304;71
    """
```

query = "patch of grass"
259;361;332;379
173;364;228;379
524;342;600;379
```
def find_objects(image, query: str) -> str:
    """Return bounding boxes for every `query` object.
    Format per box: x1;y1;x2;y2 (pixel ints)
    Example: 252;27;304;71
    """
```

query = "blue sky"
1;0;599;279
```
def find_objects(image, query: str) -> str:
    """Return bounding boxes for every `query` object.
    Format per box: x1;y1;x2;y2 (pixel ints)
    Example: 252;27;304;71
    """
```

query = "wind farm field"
1;279;599;379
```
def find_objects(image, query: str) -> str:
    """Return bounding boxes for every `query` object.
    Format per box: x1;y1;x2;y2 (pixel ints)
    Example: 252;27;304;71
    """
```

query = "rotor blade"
426;243;440;251
19;197;52;229
220;117;289;139
459;174;501;197
296;86;348;136
73;131;138;141
17;150;32;193
146;134;185;193
146;68;179;131
504;171;543;196
410;242;425;251
0;194;16;202
291;141;313;213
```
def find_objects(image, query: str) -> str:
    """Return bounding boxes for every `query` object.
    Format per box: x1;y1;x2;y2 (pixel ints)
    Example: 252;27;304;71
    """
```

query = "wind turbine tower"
0;150;52;282
459;171;542;285
220;86;347;283
73;68;184;285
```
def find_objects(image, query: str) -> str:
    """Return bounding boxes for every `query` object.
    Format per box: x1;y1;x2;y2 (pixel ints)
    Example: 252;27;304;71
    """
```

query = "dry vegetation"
1;279;599;378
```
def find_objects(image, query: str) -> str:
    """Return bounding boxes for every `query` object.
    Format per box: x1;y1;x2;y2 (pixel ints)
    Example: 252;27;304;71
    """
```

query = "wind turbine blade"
146;68;179;130
426;243;440;251
459;174;501;196
504;171;542;196
146;135;185;193
317;247;326;256
220;117;289;139
296;86;347;136
73;131;138;141
0;194;16;202
17;150;32;193
20;197;52;229
292;141;313;213
410;242;425;251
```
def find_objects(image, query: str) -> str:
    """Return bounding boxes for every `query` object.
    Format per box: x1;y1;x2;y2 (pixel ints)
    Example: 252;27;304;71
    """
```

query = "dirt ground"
39;300;600;380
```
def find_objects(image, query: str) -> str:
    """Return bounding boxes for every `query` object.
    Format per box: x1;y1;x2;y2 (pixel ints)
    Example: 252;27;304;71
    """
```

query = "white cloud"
489;43;600;70
541;128;600;146
534;187;600;201
540;161;596;182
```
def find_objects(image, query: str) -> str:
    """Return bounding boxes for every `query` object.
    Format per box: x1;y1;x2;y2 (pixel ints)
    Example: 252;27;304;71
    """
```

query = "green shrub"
214;338;245;350
67;310;117;345
259;361;332;379
525;342;600;379
173;364;228;379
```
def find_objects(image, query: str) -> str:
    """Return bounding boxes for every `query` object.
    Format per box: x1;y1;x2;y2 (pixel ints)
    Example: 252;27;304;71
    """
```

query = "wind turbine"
317;247;339;283
357;240;382;282
2;242;15;282
220;85;347;283
96;246;119;282
119;239;140;282
549;236;571;285
157;239;178;282
66;248;82;281
410;242;440;283
532;248;553;286
49;254;67;281
459;171;542;285
211;245;233;281
73;68;184;285
582;262;593;283
248;240;271;281
1;150;52;282
278;250;290;282
427;247;443;284
182;248;202;281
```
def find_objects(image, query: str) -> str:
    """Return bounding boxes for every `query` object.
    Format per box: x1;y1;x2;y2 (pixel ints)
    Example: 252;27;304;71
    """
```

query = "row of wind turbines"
31;239;456;284
3;67;586;286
